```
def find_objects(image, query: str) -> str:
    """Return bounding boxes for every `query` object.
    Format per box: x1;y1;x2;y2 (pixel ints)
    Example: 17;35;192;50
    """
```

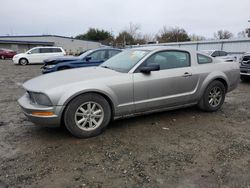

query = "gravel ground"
0;60;250;188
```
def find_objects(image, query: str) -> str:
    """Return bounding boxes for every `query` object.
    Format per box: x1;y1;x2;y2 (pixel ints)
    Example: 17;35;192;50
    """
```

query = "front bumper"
18;94;64;127
12;58;19;64
41;68;55;74
240;66;250;76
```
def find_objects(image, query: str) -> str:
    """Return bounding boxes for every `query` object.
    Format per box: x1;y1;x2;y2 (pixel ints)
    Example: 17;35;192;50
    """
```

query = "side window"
88;50;106;60
108;50;120;58
52;48;62;53
197;54;213;64
219;51;228;56
29;48;40;54
211;51;219;57
40;48;53;53
145;51;190;70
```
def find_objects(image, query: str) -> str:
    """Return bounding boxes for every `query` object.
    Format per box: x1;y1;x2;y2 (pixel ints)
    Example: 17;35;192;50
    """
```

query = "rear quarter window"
52;48;62;53
197;54;213;64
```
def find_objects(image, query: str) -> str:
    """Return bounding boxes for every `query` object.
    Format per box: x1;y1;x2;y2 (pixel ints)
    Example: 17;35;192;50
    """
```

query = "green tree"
75;28;113;44
115;31;135;47
156;26;190;43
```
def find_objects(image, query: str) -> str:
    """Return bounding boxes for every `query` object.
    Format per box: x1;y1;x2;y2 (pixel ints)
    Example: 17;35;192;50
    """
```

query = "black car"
240;53;250;81
42;48;122;74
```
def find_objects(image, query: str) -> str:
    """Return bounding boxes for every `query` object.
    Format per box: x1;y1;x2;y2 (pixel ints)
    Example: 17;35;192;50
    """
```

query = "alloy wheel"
74;101;104;131
208;86;222;107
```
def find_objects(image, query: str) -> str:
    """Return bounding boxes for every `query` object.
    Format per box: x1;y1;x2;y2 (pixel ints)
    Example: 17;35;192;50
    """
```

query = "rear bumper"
18;94;64;127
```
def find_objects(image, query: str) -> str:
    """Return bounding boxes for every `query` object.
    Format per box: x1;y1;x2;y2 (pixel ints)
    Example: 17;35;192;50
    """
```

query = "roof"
0;34;100;44
131;46;194;51
0;39;54;45
129;38;250;48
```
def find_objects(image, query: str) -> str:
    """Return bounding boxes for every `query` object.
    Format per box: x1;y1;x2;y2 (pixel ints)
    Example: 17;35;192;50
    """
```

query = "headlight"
27;92;52;106
45;65;56;69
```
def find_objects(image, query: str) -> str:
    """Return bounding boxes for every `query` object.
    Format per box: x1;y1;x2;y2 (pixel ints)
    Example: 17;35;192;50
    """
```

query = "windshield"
78;49;93;59
100;50;149;73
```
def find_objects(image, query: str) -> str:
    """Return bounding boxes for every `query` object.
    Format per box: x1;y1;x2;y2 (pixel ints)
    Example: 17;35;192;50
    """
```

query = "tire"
64;93;111;138
198;81;226;112
240;75;249;82
19;58;29;65
0;56;5;60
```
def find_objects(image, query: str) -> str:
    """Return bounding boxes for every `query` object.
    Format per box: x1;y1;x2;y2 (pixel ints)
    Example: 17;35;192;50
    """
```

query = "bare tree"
237;30;247;38
189;34;206;41
126;22;141;40
214;30;233;39
142;34;156;43
156;26;190;43
238;28;250;38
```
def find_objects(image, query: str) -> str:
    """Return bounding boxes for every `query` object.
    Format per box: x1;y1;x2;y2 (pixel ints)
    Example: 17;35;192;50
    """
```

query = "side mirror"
27;51;31;54
85;56;92;61
140;64;160;74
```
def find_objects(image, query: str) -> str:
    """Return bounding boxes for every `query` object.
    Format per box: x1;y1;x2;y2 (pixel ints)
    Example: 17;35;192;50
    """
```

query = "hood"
14;53;25;57
23;67;121;92
44;56;79;64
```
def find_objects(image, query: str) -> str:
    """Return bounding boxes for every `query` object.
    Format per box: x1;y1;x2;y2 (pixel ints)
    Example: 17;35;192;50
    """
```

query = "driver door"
133;50;200;113
27;48;41;63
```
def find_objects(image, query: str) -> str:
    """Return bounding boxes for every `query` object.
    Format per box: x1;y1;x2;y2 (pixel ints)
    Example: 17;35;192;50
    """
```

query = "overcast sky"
0;0;249;38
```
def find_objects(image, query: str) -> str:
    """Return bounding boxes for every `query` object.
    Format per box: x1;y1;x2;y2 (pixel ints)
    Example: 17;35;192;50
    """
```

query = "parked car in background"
18;47;240;138
240;52;250;81
12;47;66;65
41;48;122;74
0;48;16;59
202;50;236;62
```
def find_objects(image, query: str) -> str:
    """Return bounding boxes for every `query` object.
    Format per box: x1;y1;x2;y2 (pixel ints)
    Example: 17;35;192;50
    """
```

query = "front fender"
55;83;118;109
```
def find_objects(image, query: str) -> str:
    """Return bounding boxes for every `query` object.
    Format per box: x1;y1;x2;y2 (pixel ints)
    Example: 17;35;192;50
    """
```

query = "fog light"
32;111;54;116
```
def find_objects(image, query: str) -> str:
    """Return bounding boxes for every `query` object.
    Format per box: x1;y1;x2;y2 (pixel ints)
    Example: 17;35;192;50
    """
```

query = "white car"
12;46;66;65
201;50;236;62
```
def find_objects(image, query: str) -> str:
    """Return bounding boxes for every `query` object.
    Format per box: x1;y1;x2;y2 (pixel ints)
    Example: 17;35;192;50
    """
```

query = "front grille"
242;61;250;65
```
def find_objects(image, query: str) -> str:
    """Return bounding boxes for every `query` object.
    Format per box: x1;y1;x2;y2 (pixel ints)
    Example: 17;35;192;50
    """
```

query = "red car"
0;49;16;59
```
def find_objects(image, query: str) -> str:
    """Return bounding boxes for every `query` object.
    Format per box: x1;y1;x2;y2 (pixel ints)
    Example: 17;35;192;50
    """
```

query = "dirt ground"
0;60;249;188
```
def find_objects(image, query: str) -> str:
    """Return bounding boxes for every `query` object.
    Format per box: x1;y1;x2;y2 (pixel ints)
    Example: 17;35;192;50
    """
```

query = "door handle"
182;72;192;77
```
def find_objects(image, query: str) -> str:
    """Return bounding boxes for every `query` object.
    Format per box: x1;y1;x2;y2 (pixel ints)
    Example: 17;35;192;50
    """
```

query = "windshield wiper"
100;65;113;70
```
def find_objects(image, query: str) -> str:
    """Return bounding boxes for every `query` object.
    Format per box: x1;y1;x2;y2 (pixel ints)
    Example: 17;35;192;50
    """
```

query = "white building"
129;38;250;56
0;35;102;54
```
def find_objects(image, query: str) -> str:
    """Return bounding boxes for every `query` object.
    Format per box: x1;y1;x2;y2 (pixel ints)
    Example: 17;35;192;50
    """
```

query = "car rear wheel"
64;93;111;138
198;80;226;112
19;58;29;65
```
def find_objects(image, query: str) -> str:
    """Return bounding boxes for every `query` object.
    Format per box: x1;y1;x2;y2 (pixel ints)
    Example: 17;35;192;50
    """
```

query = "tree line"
75;23;250;47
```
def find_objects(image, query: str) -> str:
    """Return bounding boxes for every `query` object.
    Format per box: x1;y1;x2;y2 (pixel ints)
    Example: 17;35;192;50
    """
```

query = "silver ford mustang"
18;47;240;138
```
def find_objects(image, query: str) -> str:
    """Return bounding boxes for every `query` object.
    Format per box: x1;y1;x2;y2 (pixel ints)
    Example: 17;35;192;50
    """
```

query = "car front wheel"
240;75;249;82
19;58;29;65
198;80;226;112
64;93;111;138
